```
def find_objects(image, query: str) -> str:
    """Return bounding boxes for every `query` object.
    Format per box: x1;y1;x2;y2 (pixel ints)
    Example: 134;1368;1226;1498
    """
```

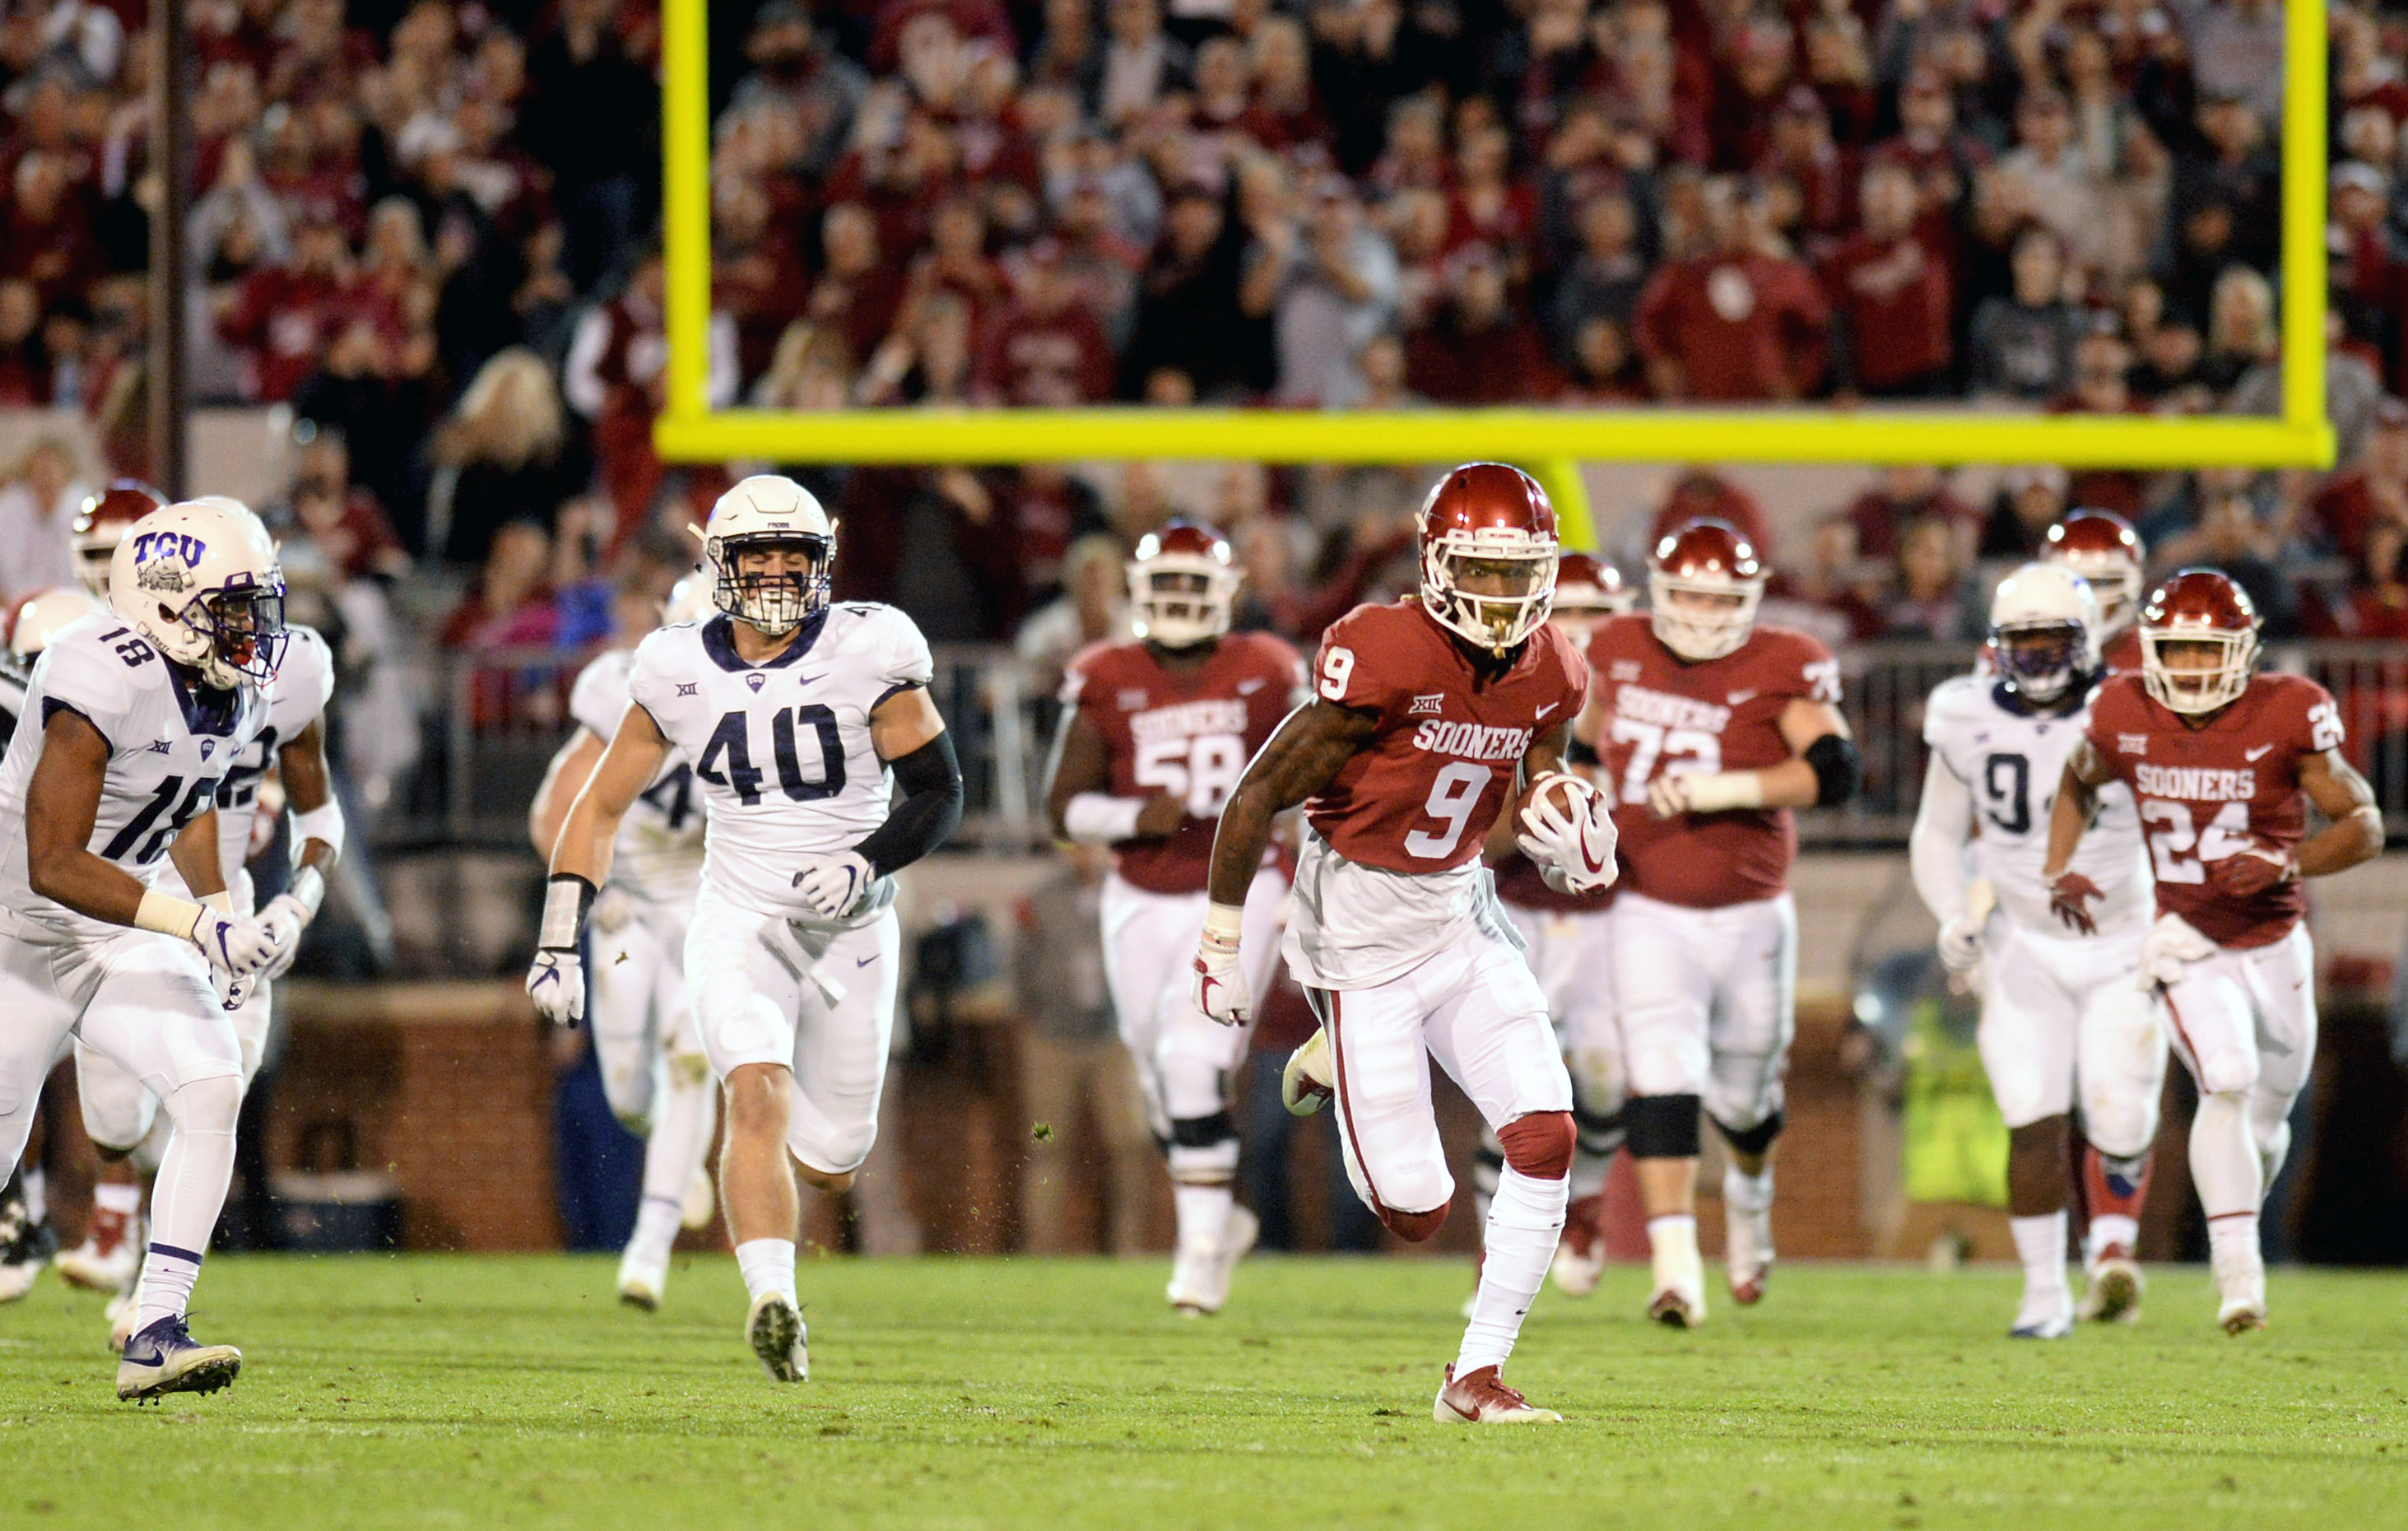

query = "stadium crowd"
0;0;2405;650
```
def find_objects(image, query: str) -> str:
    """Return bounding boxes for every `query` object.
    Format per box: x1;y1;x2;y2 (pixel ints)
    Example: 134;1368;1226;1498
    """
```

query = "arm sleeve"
1908;751;1977;926
855;729;963;877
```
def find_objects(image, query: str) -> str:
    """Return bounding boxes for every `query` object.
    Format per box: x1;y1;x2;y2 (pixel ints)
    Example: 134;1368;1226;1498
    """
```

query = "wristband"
291;798;346;863
1063;792;1147;845
1202;901;1244;945
202;890;236;915
538;873;597;951
285;864;327;922
1680;771;1765;813
135;889;207;940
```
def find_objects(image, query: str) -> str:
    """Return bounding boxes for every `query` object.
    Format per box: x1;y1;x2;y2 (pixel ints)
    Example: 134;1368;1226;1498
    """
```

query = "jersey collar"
167;662;248;738
700;610;826;674
1990;672;2092;720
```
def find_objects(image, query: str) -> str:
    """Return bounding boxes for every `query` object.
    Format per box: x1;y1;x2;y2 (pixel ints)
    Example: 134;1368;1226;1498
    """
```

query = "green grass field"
3;1254;2404;1529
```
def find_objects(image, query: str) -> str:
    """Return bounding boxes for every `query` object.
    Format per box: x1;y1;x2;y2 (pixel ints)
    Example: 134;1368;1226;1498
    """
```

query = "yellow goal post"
654;0;2331;547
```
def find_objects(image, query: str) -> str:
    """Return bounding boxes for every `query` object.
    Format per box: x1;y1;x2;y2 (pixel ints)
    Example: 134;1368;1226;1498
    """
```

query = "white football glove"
2136;913;2216;992
188;907;279;979
254;893;310;980
1936;913;1985;975
793;851;875;921
1516;772;1618;895
1190;902;1249;1026
526;947;585;1026
212;968;253;1012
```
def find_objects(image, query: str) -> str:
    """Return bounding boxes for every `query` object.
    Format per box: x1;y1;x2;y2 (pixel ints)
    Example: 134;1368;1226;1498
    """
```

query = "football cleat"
0;1189;58;1302
116;1315;241;1403
2218;1296;2267;1336
106;1279;141;1352
58;1221;142;1294
1726;1203;1773;1306
746;1291;808;1382
618;1247;668;1312
2009;1288;2075;1339
1433;1364;1562;1425
682;1168;716;1231
1647;1287;1702;1329
1281;1030;1334;1117
1167;1204;1259;1316
2080;1249;2145;1324
1549;1195;1606;1298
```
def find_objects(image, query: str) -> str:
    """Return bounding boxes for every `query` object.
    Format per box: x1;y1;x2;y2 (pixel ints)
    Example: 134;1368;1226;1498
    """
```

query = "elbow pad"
1804;733;1860;808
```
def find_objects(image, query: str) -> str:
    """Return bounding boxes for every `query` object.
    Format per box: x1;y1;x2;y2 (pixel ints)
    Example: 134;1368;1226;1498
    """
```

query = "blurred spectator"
281;426;411;584
2151;474;2298;635
2052;316;2149;516
1634;179;1825;402
427;347;588;566
0;435;85;604
1977;464;2072;561
1648;468;1772;557
439;519;560;650
727;2;867;179
2199;265;2279;401
1877;518;1983;641
2312;519;2408;640
1404;246;1557;403
1820;162;1951;398
1966;226;2079;402
1841;465;1978;563
521;0;660;289
1550;188;1647;360
1013;842;1152;1254
1247;172;1397;406
1015;533;1133;694
2308;398;2408;566
1763;513;1883;646
976;245;1116;405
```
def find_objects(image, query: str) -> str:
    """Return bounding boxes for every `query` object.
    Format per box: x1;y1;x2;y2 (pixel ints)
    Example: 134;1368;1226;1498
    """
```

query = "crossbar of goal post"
654;0;2332;550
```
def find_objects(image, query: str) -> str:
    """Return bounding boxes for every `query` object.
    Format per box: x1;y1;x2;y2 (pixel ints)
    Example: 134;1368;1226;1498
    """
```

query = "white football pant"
1611;891;1794;1135
1978;917;2168;1155
2158;924;2316;1217
685;886;901;1179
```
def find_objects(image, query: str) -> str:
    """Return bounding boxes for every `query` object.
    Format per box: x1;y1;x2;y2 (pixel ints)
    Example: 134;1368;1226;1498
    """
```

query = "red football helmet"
1127;519;1239;648
72;480;167;598
1552;553;1631;615
1416;463;1560;654
2043;508;2145;635
1648;518;1766;660
2139;567;2259;714
7;585;106;661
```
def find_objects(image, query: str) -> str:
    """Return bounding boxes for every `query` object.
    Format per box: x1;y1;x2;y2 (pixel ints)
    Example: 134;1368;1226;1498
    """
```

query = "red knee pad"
1379;1203;1450;1242
1498;1111;1576;1180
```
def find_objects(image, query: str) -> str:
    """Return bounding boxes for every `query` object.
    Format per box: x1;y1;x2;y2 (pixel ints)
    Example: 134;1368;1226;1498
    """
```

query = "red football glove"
2210;841;2294;899
2048;871;2104;935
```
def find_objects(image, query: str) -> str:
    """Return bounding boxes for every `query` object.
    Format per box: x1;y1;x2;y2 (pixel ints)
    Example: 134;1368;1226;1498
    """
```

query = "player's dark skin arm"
2040;738;2114;884
1205;699;1379;905
1041;708;1183;841
2297;748;2383;876
26;710;226;924
275;715;341;874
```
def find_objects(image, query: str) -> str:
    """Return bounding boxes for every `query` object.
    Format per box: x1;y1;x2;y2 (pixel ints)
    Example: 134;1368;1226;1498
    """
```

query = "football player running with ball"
0;498;295;1401
532;573;718;1311
1199;464;1615;1426
1574;519;1857;1327
2046;570;2382;1334
1912;564;2165;1337
1043;520;1306;1316
530;477;963;1382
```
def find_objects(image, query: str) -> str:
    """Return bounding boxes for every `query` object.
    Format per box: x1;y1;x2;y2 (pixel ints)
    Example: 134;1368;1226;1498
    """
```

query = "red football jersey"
2085;672;2344;948
1585;612;1841;909
1063;631;1307;894
1305;600;1588;876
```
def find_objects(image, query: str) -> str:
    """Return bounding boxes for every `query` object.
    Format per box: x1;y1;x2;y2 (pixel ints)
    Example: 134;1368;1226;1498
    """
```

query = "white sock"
2010;1212;2070;1298
1455;1166;1567;1375
94;1180;143;1217
2087;1212;2140;1265
137;1082;236;1330
22;1166;44;1225
1722;1162;1774;1266
1567;1149;1610;1204
626;1196;684;1267
734;1238;797;1305
2208;1212;2264;1303
2188;1092;2263;1219
1172;1181;1234;1257
1648;1213;1702;1298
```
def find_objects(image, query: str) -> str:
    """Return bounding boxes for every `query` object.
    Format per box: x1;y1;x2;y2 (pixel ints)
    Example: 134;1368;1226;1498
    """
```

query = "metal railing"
376;637;2408;853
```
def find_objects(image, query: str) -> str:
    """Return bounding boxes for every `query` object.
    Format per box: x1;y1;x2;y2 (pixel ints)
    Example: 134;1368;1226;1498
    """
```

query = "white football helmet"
661;566;714;626
700;475;834;637
108;496;287;690
1987;561;2100;705
8;586;106;660
1128;520;1239;649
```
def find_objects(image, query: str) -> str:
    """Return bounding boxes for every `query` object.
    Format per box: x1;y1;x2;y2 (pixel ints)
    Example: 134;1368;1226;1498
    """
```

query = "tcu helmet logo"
130;530;208;593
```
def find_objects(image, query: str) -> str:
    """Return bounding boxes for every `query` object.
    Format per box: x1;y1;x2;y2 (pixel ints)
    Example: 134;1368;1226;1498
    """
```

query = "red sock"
2082;1146;2152;1223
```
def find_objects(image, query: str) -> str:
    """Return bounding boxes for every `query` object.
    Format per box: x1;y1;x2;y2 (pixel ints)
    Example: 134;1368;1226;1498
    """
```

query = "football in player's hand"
2210;839;2294;899
1518;770;1604;830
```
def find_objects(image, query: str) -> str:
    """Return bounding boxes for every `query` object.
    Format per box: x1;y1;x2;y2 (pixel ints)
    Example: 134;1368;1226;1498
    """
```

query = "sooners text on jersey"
1586;612;1839;908
1307;600;1587;875
2085;671;2341;948
1062;631;1304;895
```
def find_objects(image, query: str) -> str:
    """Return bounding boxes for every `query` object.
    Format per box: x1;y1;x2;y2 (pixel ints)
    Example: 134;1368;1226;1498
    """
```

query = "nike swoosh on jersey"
1534;702;1559;720
1237;678;1267;695
856;955;876;967
2244;744;2274;760
799;672;829;686
1727;690;1759;705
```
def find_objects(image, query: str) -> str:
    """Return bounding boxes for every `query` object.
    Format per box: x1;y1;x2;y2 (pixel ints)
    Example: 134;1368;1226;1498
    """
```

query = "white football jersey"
570;645;704;905
628;603;934;922
0;611;268;942
199;624;337;912
1922;673;2150;933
